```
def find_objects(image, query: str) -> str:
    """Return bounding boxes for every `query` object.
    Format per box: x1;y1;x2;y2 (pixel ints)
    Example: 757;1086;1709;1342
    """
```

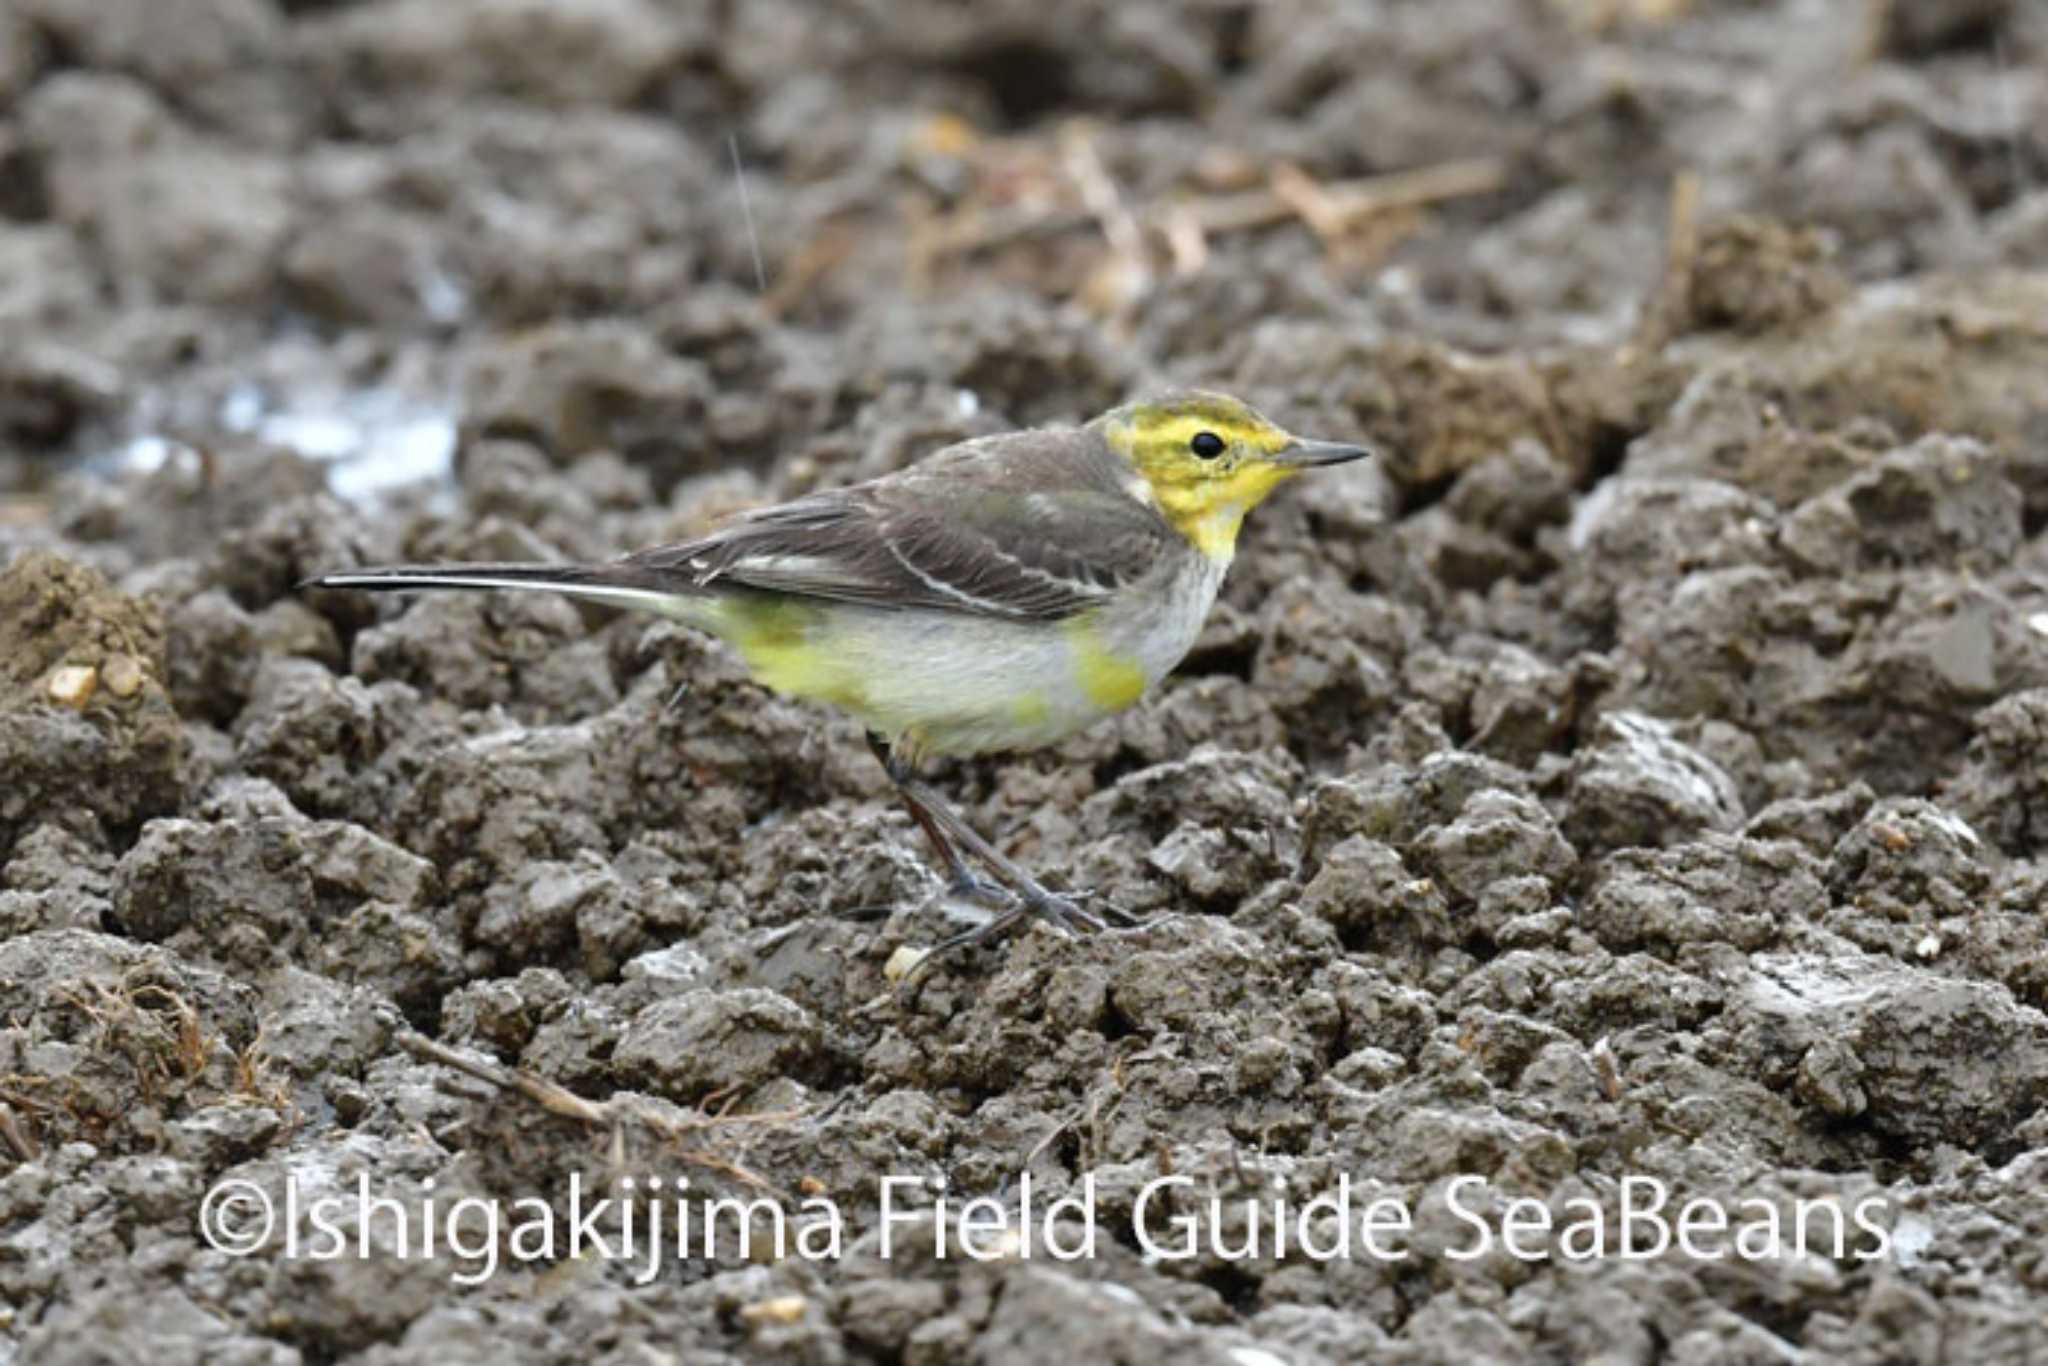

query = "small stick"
0;1102;38;1162
1626;170;1701;359
1590;1036;1625;1101
1187;157;1506;236
396;1030;609;1123
392;1029;807;1192
1161;202;1209;276
1061;123;1147;266
1269;162;1353;244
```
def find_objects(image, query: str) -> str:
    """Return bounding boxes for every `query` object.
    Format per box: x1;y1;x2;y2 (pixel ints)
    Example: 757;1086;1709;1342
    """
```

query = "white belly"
800;553;1226;758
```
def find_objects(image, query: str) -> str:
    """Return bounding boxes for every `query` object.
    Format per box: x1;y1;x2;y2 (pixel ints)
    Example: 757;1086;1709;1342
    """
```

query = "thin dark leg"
891;771;1110;934
896;774;1146;929
866;732;1004;902
862;734;1147;983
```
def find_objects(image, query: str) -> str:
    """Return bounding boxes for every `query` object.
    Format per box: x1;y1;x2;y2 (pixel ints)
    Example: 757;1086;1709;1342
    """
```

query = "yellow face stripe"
1120;412;1292;463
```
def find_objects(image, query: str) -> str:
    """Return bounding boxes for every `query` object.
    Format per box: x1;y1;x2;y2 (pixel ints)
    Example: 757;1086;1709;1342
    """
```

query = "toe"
1021;889;1110;935
1019;884;1142;931
946;872;1014;906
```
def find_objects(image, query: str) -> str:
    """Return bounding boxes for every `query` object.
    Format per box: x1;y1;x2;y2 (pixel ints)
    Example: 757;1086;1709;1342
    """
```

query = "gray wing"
629;477;1174;622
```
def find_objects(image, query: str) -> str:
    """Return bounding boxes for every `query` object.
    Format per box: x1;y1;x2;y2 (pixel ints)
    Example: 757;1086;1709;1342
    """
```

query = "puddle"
110;384;459;505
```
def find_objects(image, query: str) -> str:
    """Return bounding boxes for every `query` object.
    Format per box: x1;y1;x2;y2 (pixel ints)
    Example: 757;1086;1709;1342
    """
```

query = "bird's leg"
864;732;1120;940
865;732;1008;906
864;733;1116;941
895;775;1115;937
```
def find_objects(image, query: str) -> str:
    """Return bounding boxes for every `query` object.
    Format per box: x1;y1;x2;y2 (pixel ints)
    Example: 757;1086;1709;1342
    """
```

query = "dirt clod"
7;3;2048;1361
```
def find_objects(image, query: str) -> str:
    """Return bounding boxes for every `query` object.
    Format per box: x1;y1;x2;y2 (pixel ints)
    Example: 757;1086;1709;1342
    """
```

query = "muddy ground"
5;0;2048;1362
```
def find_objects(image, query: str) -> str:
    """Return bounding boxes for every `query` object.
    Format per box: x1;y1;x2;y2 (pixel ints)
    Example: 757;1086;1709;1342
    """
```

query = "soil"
5;1;2048;1363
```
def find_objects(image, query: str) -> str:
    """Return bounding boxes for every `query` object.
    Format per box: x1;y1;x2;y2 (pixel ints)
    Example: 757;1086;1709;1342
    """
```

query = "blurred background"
1;0;2042;514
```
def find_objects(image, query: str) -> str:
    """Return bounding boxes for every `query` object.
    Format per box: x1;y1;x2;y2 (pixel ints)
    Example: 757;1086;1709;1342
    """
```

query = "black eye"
1190;431;1226;459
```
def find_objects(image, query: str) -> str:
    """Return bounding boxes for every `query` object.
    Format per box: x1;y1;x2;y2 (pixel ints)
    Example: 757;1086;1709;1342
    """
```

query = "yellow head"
1097;390;1372;562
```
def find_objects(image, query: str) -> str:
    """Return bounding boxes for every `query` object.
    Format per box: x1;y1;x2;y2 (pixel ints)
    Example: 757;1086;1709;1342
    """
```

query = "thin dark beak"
1274;437;1374;468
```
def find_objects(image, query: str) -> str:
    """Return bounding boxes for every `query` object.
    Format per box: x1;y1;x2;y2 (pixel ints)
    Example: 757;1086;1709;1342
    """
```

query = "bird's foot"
1014;882;1110;935
1071;889;1148;929
940;869;1014;909
1017;879;1155;933
888;865;1154;995
926;876;1141;948
942;870;1119;937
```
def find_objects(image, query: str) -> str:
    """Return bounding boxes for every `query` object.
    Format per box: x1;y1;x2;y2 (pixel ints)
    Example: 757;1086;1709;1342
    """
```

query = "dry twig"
1627;170;1701;360
1188;157;1505;237
0;1102;39;1163
900;113;1507;306
393;1030;807;1190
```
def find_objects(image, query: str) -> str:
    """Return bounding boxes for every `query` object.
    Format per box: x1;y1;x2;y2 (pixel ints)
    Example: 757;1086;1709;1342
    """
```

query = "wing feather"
627;469;1172;622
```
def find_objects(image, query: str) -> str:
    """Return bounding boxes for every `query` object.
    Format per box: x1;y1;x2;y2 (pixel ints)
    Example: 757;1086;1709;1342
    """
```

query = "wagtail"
306;391;1372;962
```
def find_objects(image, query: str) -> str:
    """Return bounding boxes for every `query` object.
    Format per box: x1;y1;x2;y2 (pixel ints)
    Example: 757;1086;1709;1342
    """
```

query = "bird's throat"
1156;463;1294;562
1169;501;1247;562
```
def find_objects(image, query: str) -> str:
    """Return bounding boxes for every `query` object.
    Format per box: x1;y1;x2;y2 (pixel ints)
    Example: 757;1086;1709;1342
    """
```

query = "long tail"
301;562;701;617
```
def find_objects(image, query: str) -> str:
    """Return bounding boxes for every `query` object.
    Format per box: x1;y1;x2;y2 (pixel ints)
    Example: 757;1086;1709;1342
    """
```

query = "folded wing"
630;480;1171;622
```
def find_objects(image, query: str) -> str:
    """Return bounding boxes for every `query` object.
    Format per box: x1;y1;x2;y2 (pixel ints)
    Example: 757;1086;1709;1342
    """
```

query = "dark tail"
301;562;698;616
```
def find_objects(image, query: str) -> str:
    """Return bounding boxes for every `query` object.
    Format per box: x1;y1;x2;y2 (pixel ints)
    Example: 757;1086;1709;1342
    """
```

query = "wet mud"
4;1;2048;1362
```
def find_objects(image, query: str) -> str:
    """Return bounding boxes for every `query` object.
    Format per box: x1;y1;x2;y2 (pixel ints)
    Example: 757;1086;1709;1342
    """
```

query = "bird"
305;390;1372;966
